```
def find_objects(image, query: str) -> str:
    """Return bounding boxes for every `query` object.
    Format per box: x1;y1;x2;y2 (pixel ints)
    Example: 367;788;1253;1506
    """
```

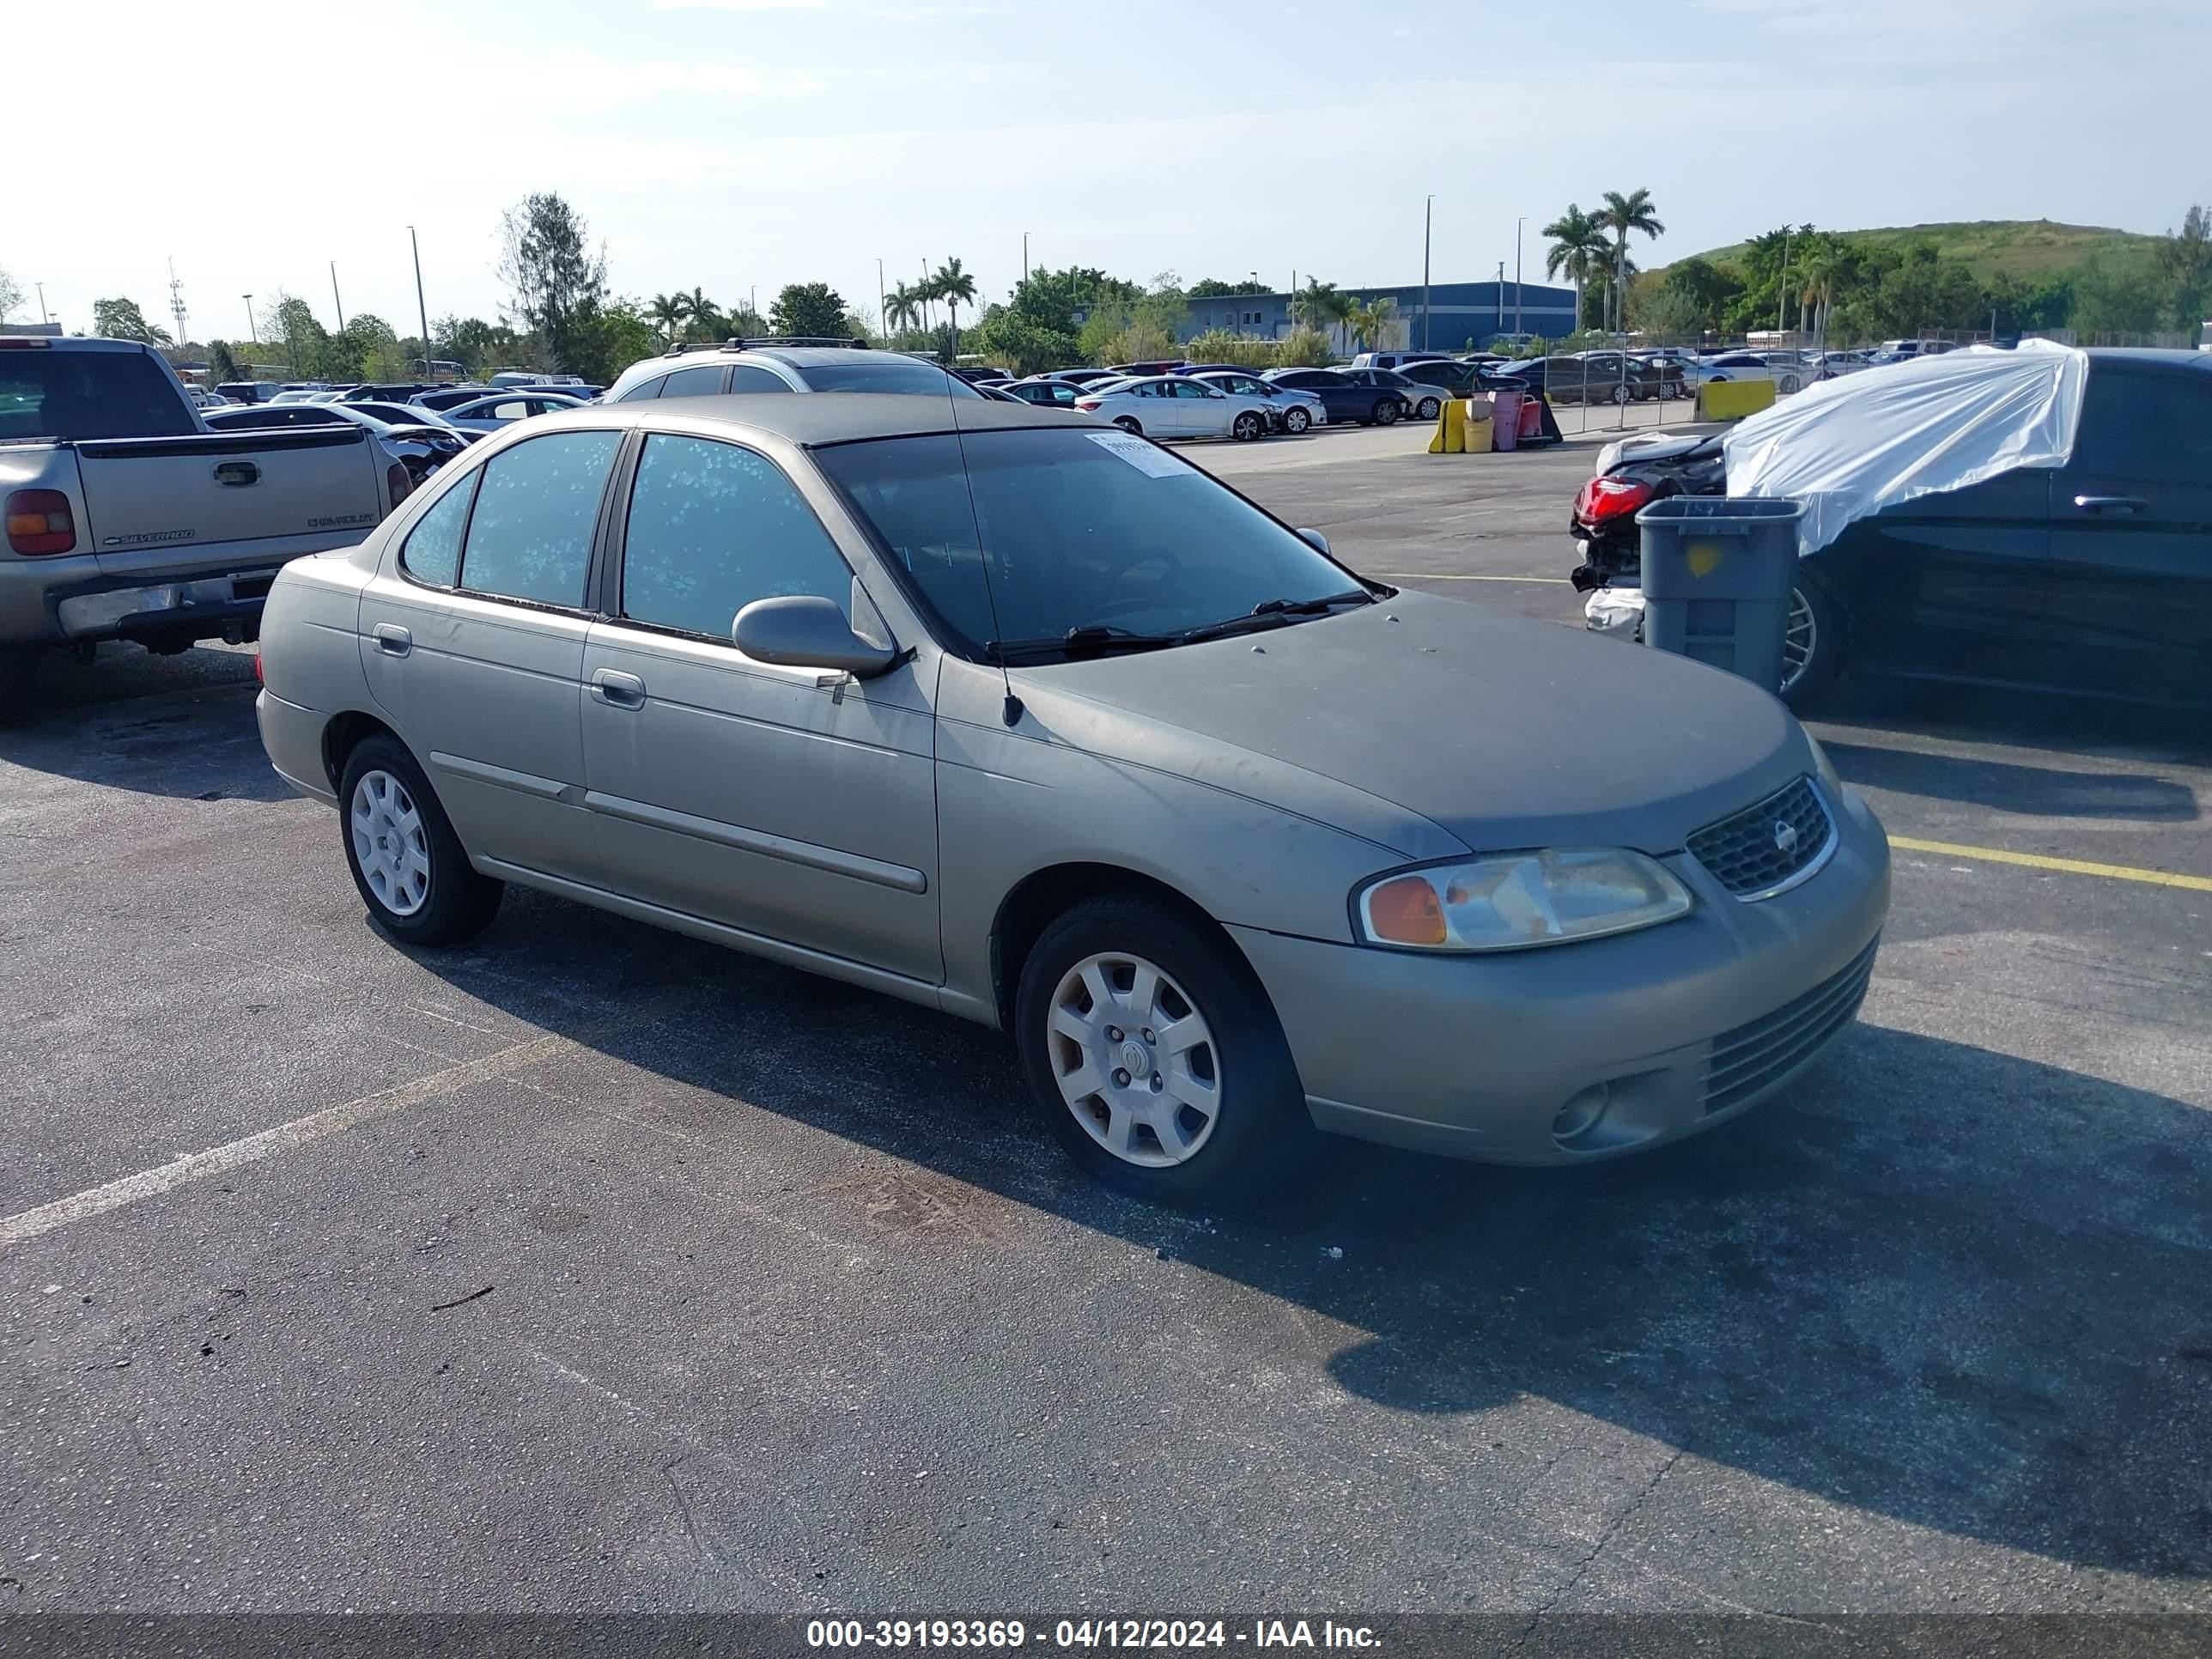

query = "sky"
9;0;2208;343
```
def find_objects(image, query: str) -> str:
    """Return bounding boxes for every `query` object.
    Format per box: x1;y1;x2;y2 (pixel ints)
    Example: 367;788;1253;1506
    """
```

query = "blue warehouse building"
1180;279;1578;352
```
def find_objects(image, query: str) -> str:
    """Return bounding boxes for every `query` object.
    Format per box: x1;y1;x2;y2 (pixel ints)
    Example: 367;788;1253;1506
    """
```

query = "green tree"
567;299;663;384
1542;205;1611;331
261;294;327;377
0;268;25;322
1292;279;1354;352
884;282;921;334
207;340;243;383
1188;277;1267;298
931;257;977;346
2069;255;2167;340
1592;189;1665;332
969;307;1077;375
648;294;688;346
2156;204;2211;335
496;191;609;374
1650;255;1739;337
769;282;849;339
92;296;172;344
1346;296;1397;350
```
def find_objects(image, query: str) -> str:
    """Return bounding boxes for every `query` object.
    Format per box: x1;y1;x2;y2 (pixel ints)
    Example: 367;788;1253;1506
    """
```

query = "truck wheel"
337;735;503;946
0;647;44;729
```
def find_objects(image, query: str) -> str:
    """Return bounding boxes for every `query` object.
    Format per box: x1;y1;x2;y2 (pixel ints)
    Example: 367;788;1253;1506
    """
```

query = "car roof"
536;391;1094;448
2084;346;2212;374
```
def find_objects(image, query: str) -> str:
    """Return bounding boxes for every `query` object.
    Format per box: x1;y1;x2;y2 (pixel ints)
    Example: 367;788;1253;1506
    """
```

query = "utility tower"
167;258;190;344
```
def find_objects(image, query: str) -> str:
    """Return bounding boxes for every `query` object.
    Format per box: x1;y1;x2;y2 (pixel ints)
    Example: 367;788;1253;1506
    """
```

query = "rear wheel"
1372;399;1401;426
1283;405;1310;434
1113;416;1143;435
337;735;503;946
1014;894;1317;1207
1611;382;1633;405
1779;374;1802;394
1231;410;1266;442
1779;578;1847;708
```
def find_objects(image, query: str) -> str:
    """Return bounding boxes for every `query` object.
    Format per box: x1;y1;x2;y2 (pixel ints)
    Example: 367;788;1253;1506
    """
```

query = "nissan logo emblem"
1773;818;1800;855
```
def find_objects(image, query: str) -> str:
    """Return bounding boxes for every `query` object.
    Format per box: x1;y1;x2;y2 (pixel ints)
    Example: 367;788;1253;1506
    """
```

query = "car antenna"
941;348;1023;726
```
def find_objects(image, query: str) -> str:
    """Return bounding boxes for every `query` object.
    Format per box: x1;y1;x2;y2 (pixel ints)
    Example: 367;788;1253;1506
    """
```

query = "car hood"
1008;593;1811;856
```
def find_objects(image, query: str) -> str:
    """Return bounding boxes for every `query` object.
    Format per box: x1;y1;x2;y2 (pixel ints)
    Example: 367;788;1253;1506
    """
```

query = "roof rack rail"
659;335;871;358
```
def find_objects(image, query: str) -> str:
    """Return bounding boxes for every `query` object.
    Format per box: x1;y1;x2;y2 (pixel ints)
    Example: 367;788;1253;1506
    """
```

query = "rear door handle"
2074;495;2148;515
591;668;647;709
371;623;412;657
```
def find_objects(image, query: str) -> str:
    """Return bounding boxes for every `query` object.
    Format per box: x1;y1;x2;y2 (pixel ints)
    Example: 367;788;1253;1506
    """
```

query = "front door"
578;430;943;984
359;428;623;883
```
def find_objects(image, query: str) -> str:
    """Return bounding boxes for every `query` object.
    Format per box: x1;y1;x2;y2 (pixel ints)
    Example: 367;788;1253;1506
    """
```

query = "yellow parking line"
1378;573;1574;584
1889;836;2212;892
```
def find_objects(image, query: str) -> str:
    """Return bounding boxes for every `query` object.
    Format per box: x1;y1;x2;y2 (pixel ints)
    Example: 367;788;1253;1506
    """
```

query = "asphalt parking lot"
3;417;2208;1626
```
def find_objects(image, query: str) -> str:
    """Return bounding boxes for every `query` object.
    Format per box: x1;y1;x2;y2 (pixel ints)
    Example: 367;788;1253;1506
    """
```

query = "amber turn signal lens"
1364;875;1447;946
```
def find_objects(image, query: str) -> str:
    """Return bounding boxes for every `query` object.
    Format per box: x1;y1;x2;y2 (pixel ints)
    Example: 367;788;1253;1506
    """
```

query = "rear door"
2043;360;2212;699
578;430;942;981
1164;378;1220;435
358;428;623;883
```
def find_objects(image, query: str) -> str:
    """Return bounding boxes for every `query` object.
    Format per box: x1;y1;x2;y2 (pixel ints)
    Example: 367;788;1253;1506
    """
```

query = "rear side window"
0;349;198;442
794;359;982;397
400;475;472;587
659;365;726;397
620;434;853;638
728;364;793;394
458;430;621;607
2072;368;2212;480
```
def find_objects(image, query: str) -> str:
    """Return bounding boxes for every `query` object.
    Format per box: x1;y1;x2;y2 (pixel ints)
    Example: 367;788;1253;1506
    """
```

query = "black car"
1566;349;2212;709
1394;358;1499;400
1000;379;1084;408
1263;368;1408;426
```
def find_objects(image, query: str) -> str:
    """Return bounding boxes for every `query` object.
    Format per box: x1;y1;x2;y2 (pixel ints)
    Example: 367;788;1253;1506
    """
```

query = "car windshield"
815;428;1370;659
794;360;985;397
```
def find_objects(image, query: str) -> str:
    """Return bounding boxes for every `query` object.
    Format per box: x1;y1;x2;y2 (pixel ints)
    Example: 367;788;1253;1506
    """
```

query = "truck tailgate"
75;427;385;580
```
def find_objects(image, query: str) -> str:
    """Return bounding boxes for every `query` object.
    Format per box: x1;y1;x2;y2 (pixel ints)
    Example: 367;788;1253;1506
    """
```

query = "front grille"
1686;775;1833;898
1703;935;1879;1115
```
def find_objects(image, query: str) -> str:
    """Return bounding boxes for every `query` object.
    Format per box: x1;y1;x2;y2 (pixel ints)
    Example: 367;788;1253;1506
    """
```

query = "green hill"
1677;220;2162;281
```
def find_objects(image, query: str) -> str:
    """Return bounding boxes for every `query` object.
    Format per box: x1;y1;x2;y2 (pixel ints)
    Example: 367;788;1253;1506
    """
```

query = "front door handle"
371;623;412;657
2074;495;2148;515
591;668;647;709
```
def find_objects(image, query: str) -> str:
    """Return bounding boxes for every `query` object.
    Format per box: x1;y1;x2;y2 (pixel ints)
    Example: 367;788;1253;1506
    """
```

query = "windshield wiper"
984;623;1181;664
1176;589;1376;645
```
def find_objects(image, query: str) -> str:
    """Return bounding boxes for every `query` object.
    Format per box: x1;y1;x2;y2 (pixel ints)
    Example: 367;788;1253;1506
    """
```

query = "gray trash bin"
1634;496;1804;692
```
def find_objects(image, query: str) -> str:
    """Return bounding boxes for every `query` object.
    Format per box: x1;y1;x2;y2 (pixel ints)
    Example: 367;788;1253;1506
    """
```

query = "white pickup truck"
0;337;416;716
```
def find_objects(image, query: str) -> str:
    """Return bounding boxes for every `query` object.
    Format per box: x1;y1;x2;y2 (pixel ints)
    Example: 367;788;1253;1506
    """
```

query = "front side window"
620;434;854;639
400;474;473;587
817;429;1362;655
728;364;793;394
458;430;621;607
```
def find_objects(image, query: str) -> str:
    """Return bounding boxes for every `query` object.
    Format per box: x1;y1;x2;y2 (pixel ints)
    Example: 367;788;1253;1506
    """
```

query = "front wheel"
1283;405;1311;434
1231;410;1266;441
1014;894;1317;1206
1779;579;1847;708
1779;374;1802;394
1413;395;1442;420
338;736;503;946
1372;399;1401;426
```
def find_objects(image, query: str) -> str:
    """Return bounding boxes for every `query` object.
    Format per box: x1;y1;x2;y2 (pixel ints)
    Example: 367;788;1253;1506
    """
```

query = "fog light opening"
1553;1083;1612;1148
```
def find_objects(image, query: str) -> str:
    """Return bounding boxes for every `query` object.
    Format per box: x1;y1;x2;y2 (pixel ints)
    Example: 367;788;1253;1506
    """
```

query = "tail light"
386;462;413;507
253;647;264;684
1572;476;1655;526
5;489;76;556
1074;398;1101;410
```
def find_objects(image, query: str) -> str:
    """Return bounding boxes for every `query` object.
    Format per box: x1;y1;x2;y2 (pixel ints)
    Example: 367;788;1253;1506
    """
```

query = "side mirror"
1296;528;1330;555
733;594;897;679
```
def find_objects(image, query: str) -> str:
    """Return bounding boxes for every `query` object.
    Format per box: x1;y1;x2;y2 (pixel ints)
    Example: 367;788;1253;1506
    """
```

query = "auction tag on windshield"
1086;429;1185;477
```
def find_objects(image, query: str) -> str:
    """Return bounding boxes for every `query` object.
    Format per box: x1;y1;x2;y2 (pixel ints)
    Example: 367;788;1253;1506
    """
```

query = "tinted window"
1170;380;1208;398
659;365;726;397
728;364;793;394
459;430;620;606
617;376;667;404
1273;372;1327;388
2072;368;2212;480
794;359;984;397
621;434;852;637
817;428;1360;653
400;474;473;587
0;350;198;442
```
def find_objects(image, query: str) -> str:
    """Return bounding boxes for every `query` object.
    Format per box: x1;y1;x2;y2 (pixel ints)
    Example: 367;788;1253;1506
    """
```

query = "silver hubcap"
1048;952;1221;1168
349;769;431;917
1781;588;1817;694
1287;409;1307;430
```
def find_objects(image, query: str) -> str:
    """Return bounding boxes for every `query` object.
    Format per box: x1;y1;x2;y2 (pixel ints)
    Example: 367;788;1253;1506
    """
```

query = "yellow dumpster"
1427;398;1467;453
1697;379;1778;421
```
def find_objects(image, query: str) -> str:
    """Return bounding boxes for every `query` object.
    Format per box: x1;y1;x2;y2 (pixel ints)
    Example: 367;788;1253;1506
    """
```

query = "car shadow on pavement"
0;673;293;803
1819;739;2199;822
417;888;2212;1581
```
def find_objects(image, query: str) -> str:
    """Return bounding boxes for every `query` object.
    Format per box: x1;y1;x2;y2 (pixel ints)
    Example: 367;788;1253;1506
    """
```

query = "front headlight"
1356;849;1692;952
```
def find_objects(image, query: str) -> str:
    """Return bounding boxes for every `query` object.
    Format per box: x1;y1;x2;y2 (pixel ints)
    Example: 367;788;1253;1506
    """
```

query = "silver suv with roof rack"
604;337;985;404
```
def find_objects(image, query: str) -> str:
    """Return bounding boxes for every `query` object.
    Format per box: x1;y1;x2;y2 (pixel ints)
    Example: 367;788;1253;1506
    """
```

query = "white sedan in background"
1698;351;1813;394
1072;374;1279;441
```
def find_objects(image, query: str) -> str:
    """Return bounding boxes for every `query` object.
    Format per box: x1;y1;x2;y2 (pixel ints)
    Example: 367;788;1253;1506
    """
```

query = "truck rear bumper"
0;559;282;649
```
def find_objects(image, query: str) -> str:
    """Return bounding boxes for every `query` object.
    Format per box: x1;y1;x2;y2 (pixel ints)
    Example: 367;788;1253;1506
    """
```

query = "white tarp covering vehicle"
1722;338;2088;558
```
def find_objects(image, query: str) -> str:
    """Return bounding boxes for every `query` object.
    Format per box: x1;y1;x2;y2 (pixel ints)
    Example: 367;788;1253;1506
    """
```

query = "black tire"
1413;395;1442;420
1113;416;1143;435
1779;576;1849;710
337;734;503;947
1231;410;1266;442
1372;399;1400;426
1014;893;1318;1208
1611;383;1632;405
1283;405;1310;434
1779;374;1802;395
0;647;44;730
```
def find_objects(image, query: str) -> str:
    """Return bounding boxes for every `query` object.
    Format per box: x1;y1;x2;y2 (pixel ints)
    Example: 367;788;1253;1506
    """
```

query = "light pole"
877;258;886;343
1022;232;1030;284
1420;193;1433;350
243;294;257;345
407;226;432;378
35;283;48;325
330;261;345;333
1515;216;1525;339
1777;226;1793;337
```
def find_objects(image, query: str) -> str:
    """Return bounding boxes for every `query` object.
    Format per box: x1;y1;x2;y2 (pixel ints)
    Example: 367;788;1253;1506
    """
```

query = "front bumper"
1229;785;1891;1164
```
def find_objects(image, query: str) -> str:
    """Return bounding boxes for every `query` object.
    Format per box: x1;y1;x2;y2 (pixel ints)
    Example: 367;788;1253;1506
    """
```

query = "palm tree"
884;283;921;336
1593;189;1665;333
933;258;977;345
1542;204;1611;333
648;293;687;347
1293;279;1355;352
1347;296;1397;351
